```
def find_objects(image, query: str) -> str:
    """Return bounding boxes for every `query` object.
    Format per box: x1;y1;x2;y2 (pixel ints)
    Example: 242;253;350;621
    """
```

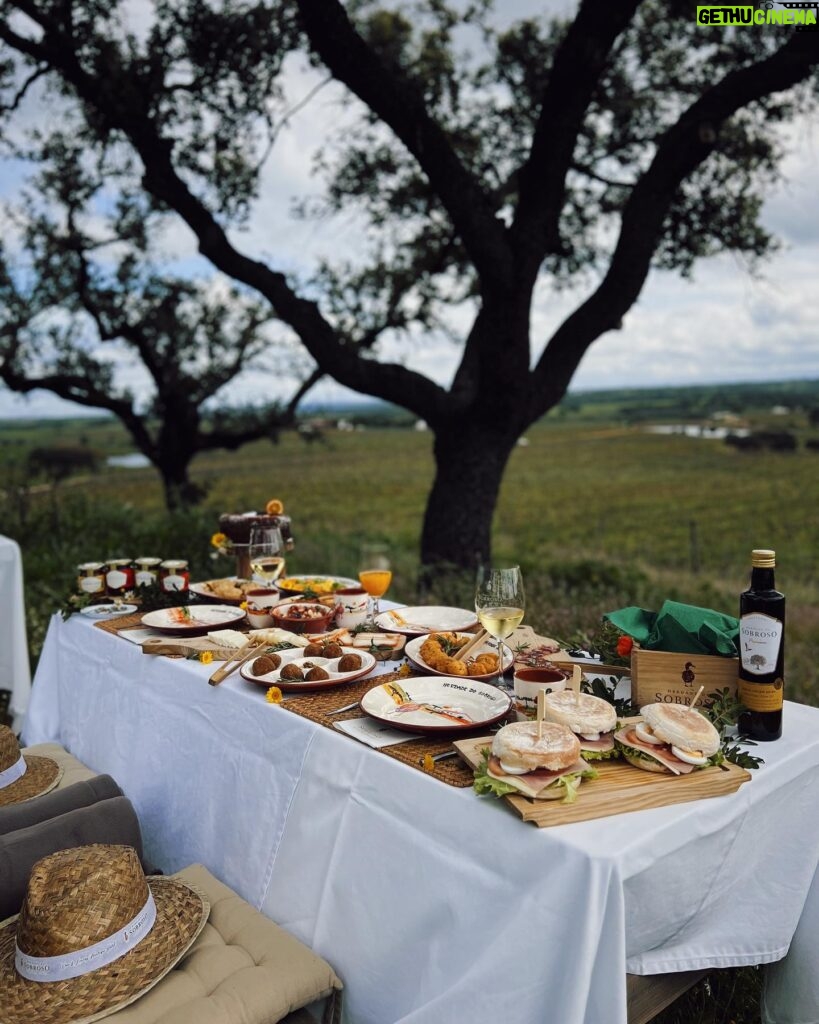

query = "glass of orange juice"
358;543;392;618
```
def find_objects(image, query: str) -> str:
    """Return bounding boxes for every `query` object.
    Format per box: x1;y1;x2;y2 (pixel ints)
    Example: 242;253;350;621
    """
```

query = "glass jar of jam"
160;559;190;593
77;562;106;596
105;558;135;596
134;557;163;588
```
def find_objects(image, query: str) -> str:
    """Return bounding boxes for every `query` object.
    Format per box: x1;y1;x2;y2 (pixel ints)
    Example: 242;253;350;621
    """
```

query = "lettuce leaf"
472;749;598;803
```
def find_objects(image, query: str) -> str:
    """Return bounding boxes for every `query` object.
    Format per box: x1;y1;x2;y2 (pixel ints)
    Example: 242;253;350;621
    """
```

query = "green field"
3;413;817;700
2;405;816;1024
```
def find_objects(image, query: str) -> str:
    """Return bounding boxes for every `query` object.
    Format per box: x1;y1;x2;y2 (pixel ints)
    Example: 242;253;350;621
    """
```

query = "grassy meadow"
2;401;818;1024
3;411;817;700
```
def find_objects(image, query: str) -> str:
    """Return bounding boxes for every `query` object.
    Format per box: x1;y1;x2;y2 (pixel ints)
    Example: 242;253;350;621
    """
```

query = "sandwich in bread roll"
474;721;597;803
614;702;721;775
541;690;619;761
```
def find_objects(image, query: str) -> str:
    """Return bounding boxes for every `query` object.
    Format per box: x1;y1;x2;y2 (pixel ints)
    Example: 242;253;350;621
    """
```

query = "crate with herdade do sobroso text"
630;647;738;709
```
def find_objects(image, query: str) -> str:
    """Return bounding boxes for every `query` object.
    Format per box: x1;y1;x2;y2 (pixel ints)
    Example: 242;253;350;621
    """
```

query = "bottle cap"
751;549;776;567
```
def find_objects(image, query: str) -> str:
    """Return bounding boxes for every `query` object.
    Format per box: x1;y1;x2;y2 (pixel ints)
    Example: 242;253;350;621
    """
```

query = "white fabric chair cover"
0;536;31;731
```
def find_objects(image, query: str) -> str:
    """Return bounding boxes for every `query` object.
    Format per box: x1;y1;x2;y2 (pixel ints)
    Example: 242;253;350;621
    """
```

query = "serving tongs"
208;637;265;686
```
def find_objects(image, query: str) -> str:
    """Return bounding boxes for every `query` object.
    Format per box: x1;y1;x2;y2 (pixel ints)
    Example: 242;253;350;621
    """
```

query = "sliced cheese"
207;629;248;649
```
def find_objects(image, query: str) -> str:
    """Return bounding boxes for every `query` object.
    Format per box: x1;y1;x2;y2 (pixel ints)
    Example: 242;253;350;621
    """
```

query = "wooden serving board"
140;637;242;660
453;735;751;827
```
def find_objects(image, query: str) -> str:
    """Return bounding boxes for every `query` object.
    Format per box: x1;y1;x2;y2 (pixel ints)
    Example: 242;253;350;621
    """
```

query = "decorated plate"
275;574;359;596
360;677;512;734
374;606;479;636
240;645;376;691
80;603;139;619
405;632;513;682
189;579;256;605
140;604;246;634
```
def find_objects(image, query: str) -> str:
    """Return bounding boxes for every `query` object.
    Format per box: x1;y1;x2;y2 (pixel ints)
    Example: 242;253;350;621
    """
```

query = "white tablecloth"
0;535;32;731
23;613;819;1024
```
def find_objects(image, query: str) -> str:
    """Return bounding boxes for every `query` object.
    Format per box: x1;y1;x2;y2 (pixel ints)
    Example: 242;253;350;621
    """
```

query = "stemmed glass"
358;543;392;619
474;565;525;690
248;525;286;585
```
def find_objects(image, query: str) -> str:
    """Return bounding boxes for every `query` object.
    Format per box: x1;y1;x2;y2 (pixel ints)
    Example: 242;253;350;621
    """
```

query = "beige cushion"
22;742;97;788
108;864;342;1024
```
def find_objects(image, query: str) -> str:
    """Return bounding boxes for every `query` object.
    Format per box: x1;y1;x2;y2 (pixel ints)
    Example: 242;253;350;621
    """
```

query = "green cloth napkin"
605;601;739;657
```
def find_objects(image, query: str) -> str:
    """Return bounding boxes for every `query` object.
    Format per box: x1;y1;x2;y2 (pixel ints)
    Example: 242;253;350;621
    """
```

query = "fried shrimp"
420;633;468;676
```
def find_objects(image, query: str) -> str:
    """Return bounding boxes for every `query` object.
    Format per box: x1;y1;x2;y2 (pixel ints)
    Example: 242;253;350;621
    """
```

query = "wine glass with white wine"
248;525;286;585
474;565;525;690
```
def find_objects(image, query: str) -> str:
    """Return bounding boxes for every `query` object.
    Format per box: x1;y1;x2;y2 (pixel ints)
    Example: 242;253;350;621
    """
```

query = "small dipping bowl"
513;667;570;720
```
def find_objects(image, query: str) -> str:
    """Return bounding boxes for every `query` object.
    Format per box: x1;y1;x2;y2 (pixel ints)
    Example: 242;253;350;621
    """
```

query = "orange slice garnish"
265;499;284;515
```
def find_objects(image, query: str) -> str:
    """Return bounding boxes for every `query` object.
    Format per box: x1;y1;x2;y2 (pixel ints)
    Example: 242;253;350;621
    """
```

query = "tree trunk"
155;450;204;511
420;419;517;574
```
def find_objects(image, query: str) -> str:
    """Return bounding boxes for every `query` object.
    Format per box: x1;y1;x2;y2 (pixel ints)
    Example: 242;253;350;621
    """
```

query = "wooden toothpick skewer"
688;685;704;712
537;688;546;739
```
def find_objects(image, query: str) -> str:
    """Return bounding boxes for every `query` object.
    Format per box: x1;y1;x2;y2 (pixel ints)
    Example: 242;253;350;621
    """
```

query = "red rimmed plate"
140;605;246;634
360;676;512;734
240;646;376;691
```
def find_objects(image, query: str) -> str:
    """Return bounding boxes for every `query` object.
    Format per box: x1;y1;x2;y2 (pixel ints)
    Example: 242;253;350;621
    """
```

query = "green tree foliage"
0;0;816;558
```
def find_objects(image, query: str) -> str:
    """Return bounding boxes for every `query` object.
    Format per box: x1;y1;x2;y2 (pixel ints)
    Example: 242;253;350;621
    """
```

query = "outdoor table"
22;612;819;1024
0;534;32;730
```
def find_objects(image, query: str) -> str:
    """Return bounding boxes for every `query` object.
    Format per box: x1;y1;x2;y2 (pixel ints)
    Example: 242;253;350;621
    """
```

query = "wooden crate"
630;648;738;708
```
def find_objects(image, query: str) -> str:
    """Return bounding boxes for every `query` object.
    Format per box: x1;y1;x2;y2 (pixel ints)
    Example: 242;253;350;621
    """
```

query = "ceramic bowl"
270;601;335;634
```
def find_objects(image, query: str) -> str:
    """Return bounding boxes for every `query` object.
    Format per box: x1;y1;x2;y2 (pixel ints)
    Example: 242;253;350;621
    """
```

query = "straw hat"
0;725;62;807
0;845;209;1024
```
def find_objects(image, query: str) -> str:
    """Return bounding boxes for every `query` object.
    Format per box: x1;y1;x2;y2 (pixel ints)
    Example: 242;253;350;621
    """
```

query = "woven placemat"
281;670;504;789
93;612;150;635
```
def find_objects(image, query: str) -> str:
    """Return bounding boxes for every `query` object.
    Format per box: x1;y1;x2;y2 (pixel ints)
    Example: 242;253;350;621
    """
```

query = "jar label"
106;570;128;590
80;577;103;594
135;571;156;587
162;574;187;592
739;612;783;675
738;678;784;712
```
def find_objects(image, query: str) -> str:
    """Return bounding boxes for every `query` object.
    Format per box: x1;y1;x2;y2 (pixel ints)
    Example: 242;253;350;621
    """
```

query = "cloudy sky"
1;1;818;419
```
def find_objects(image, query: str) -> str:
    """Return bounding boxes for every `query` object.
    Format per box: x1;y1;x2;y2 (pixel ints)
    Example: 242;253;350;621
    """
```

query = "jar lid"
107;558;132;567
135;557;162;566
77;562;105;572
751;549;776;567
161;560;188;569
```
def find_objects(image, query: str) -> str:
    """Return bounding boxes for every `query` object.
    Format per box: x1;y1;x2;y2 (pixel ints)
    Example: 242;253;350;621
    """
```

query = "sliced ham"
616;727;696;775
578;733;615;753
487;755;590;799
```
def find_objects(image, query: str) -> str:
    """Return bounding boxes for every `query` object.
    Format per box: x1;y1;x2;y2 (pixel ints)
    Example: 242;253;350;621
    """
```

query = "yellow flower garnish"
397;662;412;679
210;532;229;549
240;601;248;611
266;686;283;704
265;499;284;515
422;754;435;773
199;651;214;665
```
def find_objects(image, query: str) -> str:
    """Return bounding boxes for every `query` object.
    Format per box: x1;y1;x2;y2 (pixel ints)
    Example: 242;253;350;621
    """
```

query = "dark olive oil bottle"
738;549;784;741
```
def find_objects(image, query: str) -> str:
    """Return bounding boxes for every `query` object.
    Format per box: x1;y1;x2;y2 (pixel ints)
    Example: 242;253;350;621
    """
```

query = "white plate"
189;579;255;605
80;603;139;619
405;632;513;682
275;574;360;596
360;676;512;734
240;646;376;691
374;606;479;636
140;605;246;634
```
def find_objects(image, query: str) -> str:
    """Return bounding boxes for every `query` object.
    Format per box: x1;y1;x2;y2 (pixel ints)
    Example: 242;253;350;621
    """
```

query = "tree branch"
510;0;642;274
0;365;157;458
294;0;514;290
529;31;819;419
0;4;451;426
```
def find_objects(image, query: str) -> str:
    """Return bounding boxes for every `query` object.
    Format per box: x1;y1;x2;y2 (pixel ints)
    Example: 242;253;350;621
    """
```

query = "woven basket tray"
281;671;503;788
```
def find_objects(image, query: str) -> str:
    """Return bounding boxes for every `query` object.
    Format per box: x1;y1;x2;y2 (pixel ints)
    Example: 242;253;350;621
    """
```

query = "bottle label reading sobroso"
739;612;783;676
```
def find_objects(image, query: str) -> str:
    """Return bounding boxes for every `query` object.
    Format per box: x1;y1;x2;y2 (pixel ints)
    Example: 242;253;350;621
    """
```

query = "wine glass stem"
496;638;508;689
